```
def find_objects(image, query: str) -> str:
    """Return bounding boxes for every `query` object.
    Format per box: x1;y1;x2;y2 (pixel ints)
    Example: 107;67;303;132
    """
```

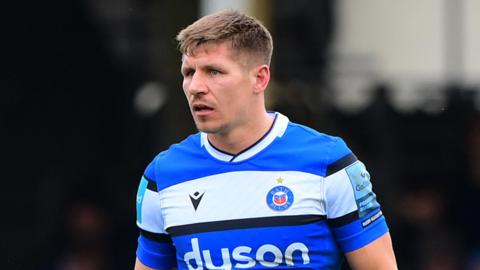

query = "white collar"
200;112;288;162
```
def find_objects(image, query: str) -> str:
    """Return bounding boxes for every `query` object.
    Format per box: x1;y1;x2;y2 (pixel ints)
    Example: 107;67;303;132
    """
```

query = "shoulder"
144;133;204;189
277;121;353;174
157;133;202;161
260;119;354;176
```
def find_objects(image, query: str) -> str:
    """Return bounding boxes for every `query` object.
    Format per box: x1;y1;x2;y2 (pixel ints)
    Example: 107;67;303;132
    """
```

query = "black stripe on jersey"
325;153;358;176
327;209;384;228
139;228;172;243
326;211;358;228
167;214;325;237
144;175;157;191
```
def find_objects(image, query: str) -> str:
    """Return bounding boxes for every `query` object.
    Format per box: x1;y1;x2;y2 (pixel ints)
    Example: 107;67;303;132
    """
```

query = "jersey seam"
323;170;329;220
323;138;337;219
153;156;169;235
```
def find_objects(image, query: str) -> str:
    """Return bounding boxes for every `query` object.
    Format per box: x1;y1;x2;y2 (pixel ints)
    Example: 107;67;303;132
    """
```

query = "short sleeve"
324;153;389;253
135;160;176;269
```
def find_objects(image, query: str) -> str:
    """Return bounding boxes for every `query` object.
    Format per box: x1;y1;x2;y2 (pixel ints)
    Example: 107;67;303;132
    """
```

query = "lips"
192;103;214;116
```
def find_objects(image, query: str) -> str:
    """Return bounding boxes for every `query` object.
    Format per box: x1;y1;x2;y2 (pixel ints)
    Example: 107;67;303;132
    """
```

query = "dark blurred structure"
273;0;334;83
2;1;196;269
2;1;479;270
51;200;112;270
329;85;480;270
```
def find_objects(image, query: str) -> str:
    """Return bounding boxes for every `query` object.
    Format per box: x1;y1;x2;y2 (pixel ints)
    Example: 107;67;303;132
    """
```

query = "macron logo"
189;191;205;211
184;238;310;269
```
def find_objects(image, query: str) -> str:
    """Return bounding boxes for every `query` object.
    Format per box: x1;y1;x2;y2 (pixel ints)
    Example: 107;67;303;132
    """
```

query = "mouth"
192;103;214;116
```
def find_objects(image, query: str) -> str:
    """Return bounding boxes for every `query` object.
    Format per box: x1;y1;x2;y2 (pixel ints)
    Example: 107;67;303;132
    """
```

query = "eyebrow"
181;63;225;73
203;64;224;71
181;66;194;75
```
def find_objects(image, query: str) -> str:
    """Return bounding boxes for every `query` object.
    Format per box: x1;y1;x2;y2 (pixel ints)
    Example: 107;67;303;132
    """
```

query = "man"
135;10;397;270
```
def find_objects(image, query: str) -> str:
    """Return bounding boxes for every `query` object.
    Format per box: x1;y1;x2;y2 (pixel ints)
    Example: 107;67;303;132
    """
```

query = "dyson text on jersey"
184;238;310;269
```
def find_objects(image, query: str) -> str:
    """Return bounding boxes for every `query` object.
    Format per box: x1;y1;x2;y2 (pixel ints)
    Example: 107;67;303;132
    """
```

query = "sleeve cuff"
137;235;176;269
332;209;389;253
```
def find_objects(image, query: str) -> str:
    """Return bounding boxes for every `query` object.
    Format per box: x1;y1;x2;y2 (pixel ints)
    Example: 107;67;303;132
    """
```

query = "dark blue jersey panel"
173;221;343;270
146;123;352;192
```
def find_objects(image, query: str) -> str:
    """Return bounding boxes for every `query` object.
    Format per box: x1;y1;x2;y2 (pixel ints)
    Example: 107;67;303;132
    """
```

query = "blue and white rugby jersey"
136;112;389;270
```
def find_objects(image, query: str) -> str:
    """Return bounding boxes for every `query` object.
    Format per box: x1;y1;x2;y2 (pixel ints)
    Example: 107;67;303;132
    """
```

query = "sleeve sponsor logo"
361;210;383;228
345;162;380;218
136;176;149;223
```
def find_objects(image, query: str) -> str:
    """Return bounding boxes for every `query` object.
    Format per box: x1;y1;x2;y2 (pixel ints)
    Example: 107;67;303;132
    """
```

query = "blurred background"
2;0;479;269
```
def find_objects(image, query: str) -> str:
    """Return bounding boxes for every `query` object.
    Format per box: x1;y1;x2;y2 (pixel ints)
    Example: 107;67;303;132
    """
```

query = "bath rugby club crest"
266;178;294;211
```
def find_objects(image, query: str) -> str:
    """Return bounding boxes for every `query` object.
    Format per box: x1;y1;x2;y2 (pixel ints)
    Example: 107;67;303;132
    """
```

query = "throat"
207;114;276;157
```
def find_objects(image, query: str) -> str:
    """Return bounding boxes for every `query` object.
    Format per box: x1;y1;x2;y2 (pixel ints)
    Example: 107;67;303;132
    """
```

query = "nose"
186;72;208;96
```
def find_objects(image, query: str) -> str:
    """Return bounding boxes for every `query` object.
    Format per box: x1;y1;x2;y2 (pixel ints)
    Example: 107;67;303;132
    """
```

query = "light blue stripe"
136;176;149;223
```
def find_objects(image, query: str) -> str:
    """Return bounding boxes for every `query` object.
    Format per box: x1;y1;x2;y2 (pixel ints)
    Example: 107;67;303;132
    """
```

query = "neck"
207;111;274;155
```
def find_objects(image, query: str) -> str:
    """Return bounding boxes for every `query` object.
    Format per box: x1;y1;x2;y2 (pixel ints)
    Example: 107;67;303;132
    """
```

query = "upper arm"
325;154;389;252
322;147;397;268
135;258;158;270
134;258;177;270
136;171;176;269
345;232;397;269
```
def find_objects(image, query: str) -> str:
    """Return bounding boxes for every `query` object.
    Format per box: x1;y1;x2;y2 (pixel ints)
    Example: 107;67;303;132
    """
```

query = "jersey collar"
200;112;288;162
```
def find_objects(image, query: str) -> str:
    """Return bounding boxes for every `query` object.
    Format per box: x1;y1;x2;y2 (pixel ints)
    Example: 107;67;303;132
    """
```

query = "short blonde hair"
176;10;273;65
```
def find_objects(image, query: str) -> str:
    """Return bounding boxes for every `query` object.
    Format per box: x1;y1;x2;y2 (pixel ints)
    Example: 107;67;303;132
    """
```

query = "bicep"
324;156;396;267
345;232;397;270
135;258;158;270
325;159;389;252
136;174;177;269
134;258;177;270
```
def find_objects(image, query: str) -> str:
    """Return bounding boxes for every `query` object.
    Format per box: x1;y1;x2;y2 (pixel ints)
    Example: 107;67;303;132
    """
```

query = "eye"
209;69;221;76
182;69;195;77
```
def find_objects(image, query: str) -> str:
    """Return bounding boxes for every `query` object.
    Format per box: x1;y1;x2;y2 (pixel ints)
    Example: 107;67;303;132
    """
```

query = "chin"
195;123;217;134
195;122;224;134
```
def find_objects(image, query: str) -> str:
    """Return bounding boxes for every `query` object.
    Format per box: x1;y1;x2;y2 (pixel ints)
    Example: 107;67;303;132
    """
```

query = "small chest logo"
266;185;294;211
189;191;204;211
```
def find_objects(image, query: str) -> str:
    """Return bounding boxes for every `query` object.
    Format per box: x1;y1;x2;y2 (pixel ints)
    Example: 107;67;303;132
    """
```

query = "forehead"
183;42;229;60
181;42;249;67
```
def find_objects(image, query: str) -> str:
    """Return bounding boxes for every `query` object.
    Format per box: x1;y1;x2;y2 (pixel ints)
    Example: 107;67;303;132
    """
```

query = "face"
181;42;258;136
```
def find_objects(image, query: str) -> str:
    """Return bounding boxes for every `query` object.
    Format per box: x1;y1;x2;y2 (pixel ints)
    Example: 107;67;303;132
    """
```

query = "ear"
252;65;270;94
